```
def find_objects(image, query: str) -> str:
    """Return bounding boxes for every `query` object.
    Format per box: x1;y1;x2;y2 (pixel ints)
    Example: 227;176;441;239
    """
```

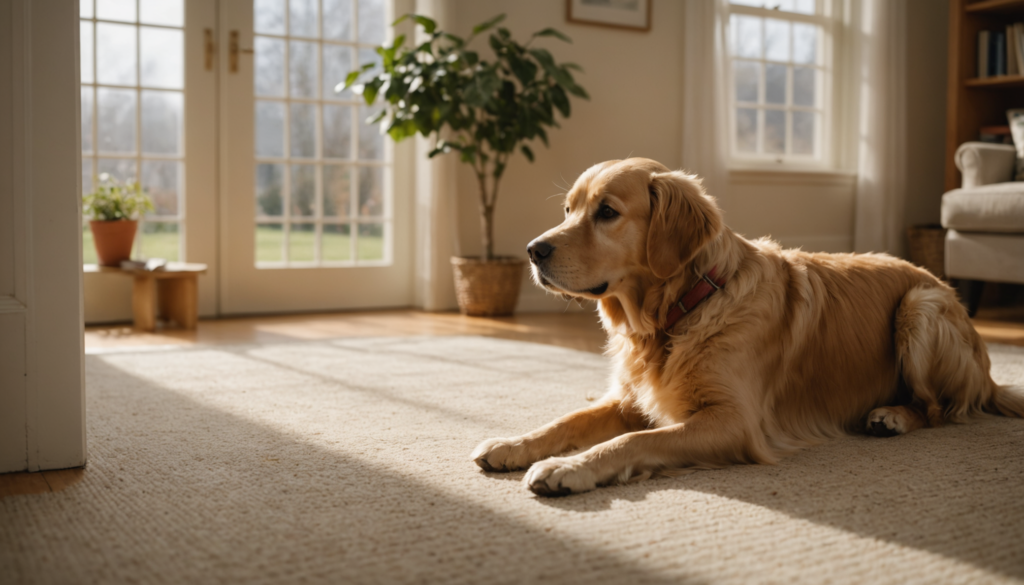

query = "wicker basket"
906;224;947;279
450;256;526;316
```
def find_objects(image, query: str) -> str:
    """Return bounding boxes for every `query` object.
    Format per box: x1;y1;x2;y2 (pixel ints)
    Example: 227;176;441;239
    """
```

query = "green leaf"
509;55;538;85
462;51;479;66
472;13;506;35
395;14;437;34
550;85;570;117
520;144;534;162
563;62;584;72
337;70;361;92
442;33;464;47
532;28;572;43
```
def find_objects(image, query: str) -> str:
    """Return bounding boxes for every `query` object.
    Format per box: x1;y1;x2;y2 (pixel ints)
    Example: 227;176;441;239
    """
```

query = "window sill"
728;167;857;187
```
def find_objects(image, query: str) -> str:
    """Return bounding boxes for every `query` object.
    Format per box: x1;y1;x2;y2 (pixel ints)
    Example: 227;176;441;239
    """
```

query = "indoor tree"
340;13;588;261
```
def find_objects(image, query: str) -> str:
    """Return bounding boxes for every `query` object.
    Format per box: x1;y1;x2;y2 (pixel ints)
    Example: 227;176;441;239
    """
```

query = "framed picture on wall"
566;0;652;32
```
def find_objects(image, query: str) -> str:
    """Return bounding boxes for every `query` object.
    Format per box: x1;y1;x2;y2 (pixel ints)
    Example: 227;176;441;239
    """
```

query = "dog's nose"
527;240;554;264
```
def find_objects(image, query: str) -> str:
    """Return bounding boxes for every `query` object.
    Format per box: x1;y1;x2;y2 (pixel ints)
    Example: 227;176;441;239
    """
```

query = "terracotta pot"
450;256;526;316
89;219;137;266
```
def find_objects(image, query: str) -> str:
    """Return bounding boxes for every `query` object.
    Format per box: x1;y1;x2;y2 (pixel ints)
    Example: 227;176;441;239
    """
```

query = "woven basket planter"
906;224;947;279
450;256;526;316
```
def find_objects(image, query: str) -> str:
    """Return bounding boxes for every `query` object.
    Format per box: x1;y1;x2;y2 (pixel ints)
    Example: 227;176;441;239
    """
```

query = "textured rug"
3;336;1024;584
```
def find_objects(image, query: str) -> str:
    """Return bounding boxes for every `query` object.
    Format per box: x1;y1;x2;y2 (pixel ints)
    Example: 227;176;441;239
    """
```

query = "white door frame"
0;0;86;473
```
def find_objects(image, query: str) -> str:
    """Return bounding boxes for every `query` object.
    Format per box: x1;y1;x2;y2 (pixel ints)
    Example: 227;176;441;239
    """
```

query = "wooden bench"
97;262;207;331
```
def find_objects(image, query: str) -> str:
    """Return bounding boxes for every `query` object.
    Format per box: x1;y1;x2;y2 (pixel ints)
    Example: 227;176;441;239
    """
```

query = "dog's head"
528;158;723;302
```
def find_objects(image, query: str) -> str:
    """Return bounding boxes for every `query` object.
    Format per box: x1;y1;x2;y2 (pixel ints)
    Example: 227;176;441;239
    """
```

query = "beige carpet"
3;336;1024;584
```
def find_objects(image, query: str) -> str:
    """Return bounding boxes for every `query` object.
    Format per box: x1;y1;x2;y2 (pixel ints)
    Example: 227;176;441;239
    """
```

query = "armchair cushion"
955;142;1016;189
942;182;1024;233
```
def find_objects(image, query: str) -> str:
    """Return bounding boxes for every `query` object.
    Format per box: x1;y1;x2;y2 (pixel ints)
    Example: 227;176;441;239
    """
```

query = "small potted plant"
83;173;154;266
341;14;588;315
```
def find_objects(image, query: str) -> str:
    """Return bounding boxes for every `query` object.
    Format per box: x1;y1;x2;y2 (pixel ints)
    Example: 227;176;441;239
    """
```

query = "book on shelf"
978;24;1024;79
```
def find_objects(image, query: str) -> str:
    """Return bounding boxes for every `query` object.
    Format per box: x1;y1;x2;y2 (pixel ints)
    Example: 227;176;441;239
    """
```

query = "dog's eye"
565;206;570;215
597;205;619;220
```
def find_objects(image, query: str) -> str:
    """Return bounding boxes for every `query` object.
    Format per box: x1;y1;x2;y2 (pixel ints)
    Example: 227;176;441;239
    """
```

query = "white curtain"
412;0;459;311
681;0;731;206
853;0;907;256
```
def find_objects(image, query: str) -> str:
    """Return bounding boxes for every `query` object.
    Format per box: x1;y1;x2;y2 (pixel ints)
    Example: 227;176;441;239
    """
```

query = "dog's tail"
987;385;1024;418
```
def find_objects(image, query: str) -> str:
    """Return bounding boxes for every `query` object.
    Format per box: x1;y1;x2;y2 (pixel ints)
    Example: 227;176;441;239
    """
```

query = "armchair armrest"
955;142;1016;188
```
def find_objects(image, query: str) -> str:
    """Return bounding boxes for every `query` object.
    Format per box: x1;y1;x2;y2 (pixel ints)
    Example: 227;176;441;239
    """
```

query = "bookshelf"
946;0;1024;191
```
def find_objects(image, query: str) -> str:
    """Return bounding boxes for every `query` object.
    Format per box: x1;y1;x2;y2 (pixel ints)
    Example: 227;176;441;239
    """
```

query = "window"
80;0;186;263
727;0;835;167
252;0;390;267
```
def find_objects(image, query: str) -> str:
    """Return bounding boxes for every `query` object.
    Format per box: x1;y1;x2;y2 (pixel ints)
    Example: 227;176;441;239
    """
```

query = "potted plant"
83;173;154;266
341;14;588;316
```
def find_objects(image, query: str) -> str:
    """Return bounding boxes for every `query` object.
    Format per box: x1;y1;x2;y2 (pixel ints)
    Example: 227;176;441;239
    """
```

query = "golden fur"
470;158;1024;496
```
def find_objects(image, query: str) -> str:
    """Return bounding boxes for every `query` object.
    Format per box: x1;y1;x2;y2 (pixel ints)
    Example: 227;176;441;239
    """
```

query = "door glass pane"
323;0;353;41
322;224;351;261
291;164;316;217
322;45;353;100
290;0;319;38
97;158;138;182
290;103;316;158
289;224;316;261
256;164;285;217
256;101;285;157
140;0;183;27
140;28;184;89
82;87;94;153
323;104;352;159
323;165;350;217
257;224;284;262
289;41;318;98
254;0;391;266
96;23;137;85
256;37;286;97
81;22;94;84
358;166;383;217
97;0;136;23
357;222;384;261
358;0;386;45
142;160;180;216
142;91;183;155
97;88;136;154
139;222;179;261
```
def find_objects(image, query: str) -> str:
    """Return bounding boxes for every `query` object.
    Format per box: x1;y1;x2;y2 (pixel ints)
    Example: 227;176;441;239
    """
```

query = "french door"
82;0;413;319
218;0;413;314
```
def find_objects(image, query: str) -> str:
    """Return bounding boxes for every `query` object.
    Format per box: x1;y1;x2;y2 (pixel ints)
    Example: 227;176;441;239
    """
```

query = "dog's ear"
646;171;723;279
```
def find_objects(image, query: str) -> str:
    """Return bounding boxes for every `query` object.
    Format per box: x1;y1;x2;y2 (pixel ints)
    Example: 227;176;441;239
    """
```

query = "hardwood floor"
84;309;610;354
5;305;1023;499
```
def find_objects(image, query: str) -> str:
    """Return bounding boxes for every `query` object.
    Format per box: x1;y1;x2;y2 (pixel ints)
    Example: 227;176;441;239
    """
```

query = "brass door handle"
204;28;215;71
229;30;254;73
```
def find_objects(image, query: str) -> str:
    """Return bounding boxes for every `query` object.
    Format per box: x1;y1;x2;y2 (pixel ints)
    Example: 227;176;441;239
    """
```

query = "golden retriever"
470;157;1024;497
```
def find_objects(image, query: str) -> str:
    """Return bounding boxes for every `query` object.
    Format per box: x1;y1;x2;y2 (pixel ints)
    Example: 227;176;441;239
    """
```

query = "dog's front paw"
523;456;597;497
471;437;534;472
866;407;906;437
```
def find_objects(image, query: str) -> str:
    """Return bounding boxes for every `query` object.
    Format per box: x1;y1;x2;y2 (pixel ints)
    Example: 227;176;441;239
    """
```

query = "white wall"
0;0;87;473
440;0;948;310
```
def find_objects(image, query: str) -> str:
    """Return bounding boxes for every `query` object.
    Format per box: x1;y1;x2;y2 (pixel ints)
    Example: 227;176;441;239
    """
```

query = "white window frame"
726;0;852;173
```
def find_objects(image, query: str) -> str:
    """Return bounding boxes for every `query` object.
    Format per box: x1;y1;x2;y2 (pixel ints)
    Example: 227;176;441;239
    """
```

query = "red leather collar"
664;266;725;330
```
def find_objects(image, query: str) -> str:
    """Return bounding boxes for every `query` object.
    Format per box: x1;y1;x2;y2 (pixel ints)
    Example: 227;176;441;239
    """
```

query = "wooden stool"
99;262;208;331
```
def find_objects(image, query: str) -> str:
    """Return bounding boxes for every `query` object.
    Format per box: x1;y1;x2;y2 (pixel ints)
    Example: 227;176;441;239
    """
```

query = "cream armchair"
942;142;1024;316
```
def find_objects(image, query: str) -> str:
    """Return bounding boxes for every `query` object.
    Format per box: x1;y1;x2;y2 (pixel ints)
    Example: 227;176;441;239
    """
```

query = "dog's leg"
523;406;764;496
471;398;645;472
865;404;928;437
